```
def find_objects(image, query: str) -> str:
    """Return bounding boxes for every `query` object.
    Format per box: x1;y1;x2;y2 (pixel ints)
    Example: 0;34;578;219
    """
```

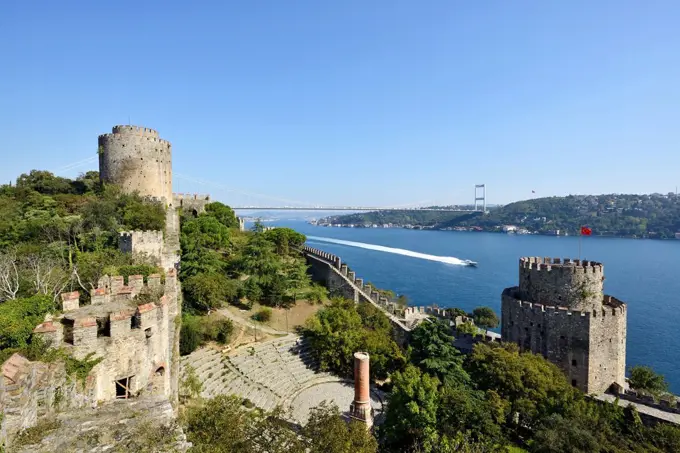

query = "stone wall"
172;193;210;215
118;230;164;265
301;246;411;345
32;270;179;403
1;354;97;447
98;125;173;203
518;257;604;311
501;256;627;395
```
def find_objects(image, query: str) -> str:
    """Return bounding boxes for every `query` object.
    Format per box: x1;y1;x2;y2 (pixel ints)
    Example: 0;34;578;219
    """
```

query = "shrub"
180;315;202;356
252;307;272;323
203;317;234;345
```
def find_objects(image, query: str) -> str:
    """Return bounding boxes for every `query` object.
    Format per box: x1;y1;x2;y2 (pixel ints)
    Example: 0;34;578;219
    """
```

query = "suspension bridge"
49;156;488;213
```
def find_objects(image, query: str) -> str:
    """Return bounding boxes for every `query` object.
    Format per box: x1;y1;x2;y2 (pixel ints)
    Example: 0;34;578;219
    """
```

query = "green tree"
380;365;441;453
409;319;469;386
467;343;578;430
183;273;235;313
628;365;669;396
205;202;239;229
472;307;499;334
184;395;253;452
301;401;378;453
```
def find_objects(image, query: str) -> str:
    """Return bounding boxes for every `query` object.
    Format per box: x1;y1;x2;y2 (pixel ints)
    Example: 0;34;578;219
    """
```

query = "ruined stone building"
501;257;627;394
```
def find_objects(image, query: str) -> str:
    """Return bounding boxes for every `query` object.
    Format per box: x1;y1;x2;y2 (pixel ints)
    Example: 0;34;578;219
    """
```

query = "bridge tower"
474;184;486;212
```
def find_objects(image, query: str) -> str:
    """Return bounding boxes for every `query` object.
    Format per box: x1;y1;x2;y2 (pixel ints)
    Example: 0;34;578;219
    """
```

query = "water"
273;220;680;392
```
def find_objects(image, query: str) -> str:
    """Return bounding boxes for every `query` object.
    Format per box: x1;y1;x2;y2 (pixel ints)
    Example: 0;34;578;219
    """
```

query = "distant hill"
319;194;680;239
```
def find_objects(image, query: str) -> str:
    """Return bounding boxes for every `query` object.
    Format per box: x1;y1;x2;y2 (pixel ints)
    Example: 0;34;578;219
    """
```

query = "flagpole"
578;229;582;261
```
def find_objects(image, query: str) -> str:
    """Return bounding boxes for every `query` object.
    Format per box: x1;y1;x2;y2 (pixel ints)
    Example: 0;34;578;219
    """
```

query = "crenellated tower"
98;125;173;203
501;257;627;394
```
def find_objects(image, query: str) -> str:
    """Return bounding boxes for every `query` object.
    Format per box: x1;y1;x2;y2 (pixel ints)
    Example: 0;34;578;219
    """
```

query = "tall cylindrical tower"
98;125;173;203
349;352;373;428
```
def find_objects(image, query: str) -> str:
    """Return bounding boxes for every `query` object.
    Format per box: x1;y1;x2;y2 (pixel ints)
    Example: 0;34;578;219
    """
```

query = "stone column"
349;352;373;428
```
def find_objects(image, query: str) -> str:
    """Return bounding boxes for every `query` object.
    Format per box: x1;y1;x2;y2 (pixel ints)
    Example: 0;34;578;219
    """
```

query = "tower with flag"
501;256;627;395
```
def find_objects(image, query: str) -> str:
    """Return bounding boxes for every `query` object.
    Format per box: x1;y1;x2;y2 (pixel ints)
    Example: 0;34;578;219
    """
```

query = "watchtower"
98;125;173;203
501;257;627;394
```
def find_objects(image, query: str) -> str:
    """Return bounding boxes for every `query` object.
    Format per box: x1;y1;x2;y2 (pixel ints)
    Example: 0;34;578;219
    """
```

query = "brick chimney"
349;352;373;428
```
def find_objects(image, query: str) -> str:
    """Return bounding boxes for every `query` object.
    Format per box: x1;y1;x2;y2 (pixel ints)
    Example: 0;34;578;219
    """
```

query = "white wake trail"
306;236;466;265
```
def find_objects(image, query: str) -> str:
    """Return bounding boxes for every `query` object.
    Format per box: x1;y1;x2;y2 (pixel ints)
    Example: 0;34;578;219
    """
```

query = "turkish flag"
581;226;592;236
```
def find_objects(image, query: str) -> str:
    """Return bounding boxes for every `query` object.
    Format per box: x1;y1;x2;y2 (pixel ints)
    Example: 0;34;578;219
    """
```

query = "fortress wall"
502;287;591;391
518;257;604;311
99;125;173;202
32;273;175;402
172;193;211;214
302;245;410;345
119;230;164;265
588;300;627;394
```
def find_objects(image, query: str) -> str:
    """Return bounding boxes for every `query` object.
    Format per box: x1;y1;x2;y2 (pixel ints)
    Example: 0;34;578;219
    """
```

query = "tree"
472;307;499;335
205;202;239;229
467;343;578;430
409;319;469;386
380;365;441;453
0;248;20;301
532;413;602;453
22;251;72;302
628;365;669;396
301;401;378;453
183;273;236;313
184;395;253;452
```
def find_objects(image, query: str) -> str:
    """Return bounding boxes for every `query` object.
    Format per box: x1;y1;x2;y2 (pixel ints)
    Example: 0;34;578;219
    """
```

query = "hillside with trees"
321;193;680;239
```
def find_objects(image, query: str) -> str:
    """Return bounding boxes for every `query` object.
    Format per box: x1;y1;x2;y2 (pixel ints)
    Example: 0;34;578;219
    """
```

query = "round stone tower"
98;125;173;203
518;257;604;311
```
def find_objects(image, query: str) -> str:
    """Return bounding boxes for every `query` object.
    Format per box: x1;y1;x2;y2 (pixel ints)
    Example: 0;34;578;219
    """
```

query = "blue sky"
1;1;678;206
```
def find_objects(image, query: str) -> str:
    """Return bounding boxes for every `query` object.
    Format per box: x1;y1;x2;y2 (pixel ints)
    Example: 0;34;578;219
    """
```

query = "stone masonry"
98;126;173;203
501;257;627;394
32;270;179;402
118;230;164;266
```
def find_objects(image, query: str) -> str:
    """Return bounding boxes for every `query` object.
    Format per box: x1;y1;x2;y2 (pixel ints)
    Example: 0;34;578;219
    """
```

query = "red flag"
581;226;592;236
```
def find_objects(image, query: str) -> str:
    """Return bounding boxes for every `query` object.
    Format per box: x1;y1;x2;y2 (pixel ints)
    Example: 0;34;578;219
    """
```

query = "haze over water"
275;220;680;393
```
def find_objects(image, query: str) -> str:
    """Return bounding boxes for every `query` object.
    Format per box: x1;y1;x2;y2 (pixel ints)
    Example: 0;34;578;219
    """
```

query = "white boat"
463;260;478;267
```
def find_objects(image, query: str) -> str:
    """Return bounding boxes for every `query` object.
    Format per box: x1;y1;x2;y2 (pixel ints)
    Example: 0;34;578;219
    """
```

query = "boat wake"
306;236;471;266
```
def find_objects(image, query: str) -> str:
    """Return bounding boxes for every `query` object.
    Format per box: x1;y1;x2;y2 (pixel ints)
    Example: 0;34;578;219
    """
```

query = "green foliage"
302;298;405;380
628;365;669;396
180;364;203;401
467;343;578;430
0;295;56;349
201;317;234;344
183;272;238;313
379;365;441;452
180;314;235;355
472;306;499;332
409;319;469;386
63;352;103;384
204;202;238;229
252;307;272;322
180;314;203;356
104;264;163;280
262;227;306;255
183;395;378;453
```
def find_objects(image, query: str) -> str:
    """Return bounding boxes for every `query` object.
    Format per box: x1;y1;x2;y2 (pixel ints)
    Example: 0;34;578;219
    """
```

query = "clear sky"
1;1;679;207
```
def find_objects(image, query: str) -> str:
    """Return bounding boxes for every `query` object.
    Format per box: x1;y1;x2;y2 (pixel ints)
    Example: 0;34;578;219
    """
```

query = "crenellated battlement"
502;287;626;318
111;125;159;137
518;256;604;311
172;193;210;201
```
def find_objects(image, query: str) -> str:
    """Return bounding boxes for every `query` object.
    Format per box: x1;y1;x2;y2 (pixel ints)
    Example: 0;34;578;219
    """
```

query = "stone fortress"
501;257;626;394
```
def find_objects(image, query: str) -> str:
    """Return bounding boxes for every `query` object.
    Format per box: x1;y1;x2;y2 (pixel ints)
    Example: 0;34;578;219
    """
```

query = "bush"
180;315;203;356
252;307;272;322
0;295;56;350
183;273;236;313
203;317;234;344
